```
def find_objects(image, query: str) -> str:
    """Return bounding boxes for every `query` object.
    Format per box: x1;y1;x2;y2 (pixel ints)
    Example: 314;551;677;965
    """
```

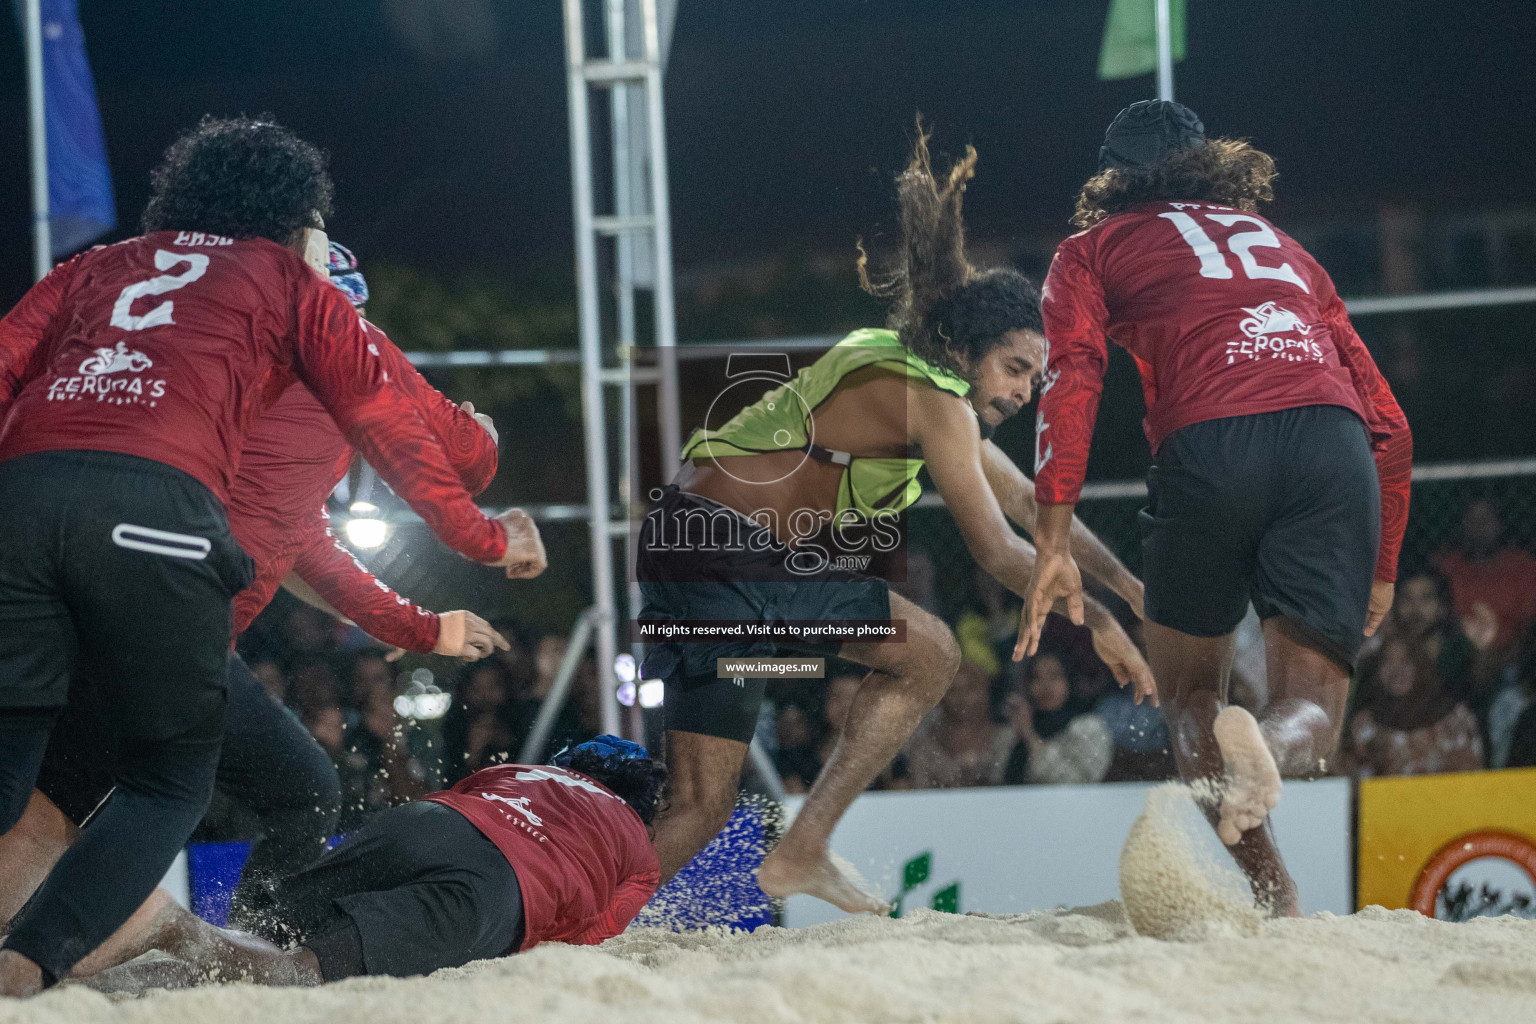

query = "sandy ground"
2;904;1532;1024
5;785;1535;1023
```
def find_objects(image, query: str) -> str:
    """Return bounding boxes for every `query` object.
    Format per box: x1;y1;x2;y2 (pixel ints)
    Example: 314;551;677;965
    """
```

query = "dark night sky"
1;0;1533;309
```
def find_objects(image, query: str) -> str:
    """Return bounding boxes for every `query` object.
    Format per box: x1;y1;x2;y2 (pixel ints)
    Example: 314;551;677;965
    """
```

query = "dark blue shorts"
1140;404;1380;669
636;486;890;743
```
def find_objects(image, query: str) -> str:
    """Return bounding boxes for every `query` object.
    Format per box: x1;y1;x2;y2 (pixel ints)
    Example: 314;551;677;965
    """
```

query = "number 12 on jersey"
1159;211;1309;293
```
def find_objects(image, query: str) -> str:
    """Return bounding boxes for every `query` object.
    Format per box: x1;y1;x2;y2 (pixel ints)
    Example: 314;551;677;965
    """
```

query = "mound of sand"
1119;783;1264;940
5;905;1533;1024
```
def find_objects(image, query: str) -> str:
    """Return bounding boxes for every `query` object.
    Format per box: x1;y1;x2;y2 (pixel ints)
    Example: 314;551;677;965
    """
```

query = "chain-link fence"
903;465;1536;628
332;460;1536;689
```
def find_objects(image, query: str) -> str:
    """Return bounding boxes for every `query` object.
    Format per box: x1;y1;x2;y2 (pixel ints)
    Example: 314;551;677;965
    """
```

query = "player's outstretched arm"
289;511;509;660
913;386;1154;702
1024;235;1115;651
290;274;510;565
912;384;1039;594
365;321;500;494
980;439;1144;617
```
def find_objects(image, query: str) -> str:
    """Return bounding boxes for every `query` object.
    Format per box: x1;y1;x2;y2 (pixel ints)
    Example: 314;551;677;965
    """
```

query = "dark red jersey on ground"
0;233;505;564
427;764;660;951
1035;201;1412;580
226;320;498;649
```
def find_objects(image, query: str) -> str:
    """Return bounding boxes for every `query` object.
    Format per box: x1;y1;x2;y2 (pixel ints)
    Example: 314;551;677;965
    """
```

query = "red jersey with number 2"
1035;201;1412;581
0;233;505;564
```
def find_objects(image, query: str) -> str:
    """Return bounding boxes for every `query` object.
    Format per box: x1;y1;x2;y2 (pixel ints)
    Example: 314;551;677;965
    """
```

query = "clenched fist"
491;507;547;579
459;400;498;446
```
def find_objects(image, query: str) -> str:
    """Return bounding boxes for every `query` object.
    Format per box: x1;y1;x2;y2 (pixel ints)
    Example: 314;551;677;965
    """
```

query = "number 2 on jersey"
110;249;210;331
1158;211;1309;293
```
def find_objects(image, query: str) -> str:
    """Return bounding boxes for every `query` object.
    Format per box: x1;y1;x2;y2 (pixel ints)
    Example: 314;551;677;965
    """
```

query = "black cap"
1098;100;1206;172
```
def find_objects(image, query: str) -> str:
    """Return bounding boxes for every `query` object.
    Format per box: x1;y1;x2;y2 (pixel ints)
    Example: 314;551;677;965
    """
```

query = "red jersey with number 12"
1035;201;1412;580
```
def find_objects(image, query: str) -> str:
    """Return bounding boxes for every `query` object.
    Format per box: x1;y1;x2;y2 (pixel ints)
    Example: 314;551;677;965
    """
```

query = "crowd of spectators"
226;599;602;838
1340;498;1536;777
761;496;1536;796
229;497;1536;830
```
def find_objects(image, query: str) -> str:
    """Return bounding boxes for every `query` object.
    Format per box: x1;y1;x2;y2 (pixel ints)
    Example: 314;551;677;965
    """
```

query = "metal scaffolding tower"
562;0;681;737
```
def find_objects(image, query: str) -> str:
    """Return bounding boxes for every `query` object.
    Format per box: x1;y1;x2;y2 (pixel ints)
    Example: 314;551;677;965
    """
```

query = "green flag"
1098;0;1187;80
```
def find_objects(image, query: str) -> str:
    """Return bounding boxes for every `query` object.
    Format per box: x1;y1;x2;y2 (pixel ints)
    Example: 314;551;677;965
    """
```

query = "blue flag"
33;0;117;256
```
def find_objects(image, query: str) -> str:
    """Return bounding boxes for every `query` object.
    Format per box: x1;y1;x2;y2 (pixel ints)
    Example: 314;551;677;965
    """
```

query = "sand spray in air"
1118;781;1264;940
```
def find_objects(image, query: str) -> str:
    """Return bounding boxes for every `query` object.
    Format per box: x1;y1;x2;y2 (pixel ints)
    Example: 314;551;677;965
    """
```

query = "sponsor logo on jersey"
79;341;154;376
48;342;169;407
476;789;551;843
480;791;545;827
1225;301;1325;365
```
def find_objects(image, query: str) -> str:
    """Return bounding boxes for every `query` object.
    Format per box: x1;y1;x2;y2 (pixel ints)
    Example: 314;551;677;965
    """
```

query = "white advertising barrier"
782;778;1351;928
162;849;189;910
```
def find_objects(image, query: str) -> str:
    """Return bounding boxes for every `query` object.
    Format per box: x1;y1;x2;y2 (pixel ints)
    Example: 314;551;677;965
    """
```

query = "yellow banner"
1357;767;1536;918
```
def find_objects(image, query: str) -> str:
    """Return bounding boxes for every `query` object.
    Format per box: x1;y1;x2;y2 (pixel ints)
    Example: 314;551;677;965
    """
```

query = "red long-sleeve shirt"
281;508;440;651
427;764;660;951
0;233;506;564
1035;201;1412;581
225;320;498;647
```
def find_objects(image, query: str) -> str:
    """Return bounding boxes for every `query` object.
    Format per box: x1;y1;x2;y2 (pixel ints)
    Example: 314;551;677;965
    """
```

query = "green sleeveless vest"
680;328;971;517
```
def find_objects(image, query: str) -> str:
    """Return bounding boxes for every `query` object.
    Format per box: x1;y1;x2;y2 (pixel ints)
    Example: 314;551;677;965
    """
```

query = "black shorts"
256;801;524;980
1140;404;1380;669
0;450;253;738
636;485;890;743
37;652;339;876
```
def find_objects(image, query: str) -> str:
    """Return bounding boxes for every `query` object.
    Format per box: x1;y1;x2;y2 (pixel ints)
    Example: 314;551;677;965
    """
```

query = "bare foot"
1213;706;1282;846
757;848;891;915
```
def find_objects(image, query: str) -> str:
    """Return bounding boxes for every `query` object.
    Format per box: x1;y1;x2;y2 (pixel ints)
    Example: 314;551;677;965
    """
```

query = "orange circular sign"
1409;829;1536;918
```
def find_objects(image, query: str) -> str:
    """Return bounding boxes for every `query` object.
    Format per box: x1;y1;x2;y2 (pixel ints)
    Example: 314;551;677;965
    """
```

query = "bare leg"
79;902;320;992
0;792;76;928
0;793;198;981
70;888;181;977
160;915;320;986
651;730;750;883
1146;622;1298;916
1257;616;1349;776
757;594;959;913
0;794;76;996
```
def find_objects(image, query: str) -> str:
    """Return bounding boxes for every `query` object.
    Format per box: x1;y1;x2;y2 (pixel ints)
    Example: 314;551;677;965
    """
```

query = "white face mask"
298;226;330;274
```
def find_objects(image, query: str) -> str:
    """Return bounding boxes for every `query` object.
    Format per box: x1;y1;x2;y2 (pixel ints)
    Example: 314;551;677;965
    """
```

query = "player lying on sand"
0;239;524;958
637;125;1155;914
1021;101;1411;914
73;738;662;989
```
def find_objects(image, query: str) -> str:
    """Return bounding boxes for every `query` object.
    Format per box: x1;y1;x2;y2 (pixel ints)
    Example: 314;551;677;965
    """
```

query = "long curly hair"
142;115;333;244
858;121;1041;379
565;747;668;827
1072;138;1277;229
